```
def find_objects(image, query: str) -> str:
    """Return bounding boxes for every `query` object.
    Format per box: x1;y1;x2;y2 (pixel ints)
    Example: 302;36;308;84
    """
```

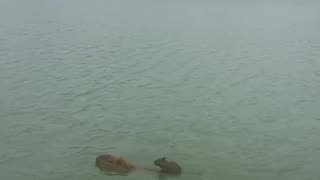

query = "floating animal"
95;154;158;174
154;157;182;174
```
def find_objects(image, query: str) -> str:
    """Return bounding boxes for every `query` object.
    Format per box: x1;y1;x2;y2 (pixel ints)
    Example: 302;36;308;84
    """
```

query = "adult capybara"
96;154;159;174
154;157;182;174
96;154;135;173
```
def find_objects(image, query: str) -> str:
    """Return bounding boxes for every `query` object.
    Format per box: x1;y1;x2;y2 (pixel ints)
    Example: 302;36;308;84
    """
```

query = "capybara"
96;154;158;174
154;157;182;174
96;154;135;173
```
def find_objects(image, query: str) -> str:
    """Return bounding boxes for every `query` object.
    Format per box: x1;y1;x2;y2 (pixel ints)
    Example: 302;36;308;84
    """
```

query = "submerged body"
96;155;135;173
95;154;158;174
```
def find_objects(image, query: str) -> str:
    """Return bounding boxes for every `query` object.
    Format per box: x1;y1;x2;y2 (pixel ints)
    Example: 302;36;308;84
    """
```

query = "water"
0;0;320;179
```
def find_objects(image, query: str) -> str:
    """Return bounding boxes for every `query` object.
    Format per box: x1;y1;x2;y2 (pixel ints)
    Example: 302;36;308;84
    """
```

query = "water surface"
0;0;320;179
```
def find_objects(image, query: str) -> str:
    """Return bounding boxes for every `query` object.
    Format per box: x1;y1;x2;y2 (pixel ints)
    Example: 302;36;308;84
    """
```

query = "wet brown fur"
154;157;182;174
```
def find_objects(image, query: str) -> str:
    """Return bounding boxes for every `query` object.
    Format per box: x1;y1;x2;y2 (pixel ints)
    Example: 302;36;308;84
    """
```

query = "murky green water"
1;0;320;179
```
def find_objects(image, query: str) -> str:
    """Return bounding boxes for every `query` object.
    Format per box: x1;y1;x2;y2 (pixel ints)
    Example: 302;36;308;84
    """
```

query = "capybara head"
154;157;168;168
95;154;134;173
